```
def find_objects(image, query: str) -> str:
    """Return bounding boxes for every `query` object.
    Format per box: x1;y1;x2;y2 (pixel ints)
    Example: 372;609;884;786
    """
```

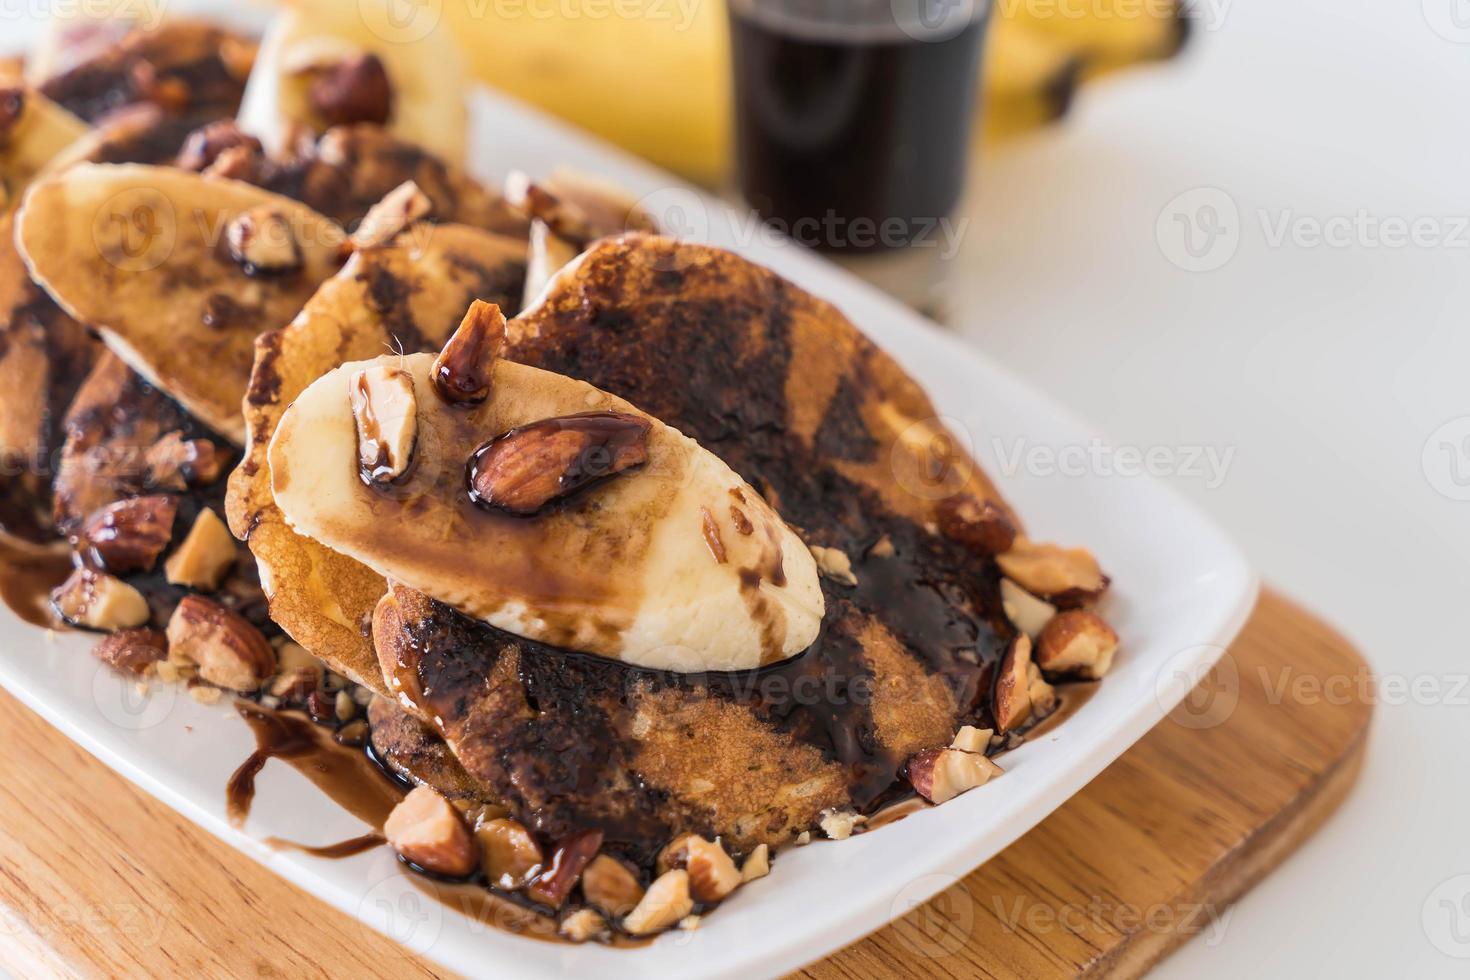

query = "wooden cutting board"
0;588;1370;978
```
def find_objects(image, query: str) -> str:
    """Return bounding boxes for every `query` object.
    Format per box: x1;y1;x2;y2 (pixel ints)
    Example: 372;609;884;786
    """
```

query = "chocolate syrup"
729;0;987;253
227;702;403;831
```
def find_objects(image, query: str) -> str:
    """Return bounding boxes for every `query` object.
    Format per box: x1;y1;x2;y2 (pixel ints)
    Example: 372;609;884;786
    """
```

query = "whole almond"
166;596;275;691
308;53;392;128
81;495;178;573
467;412;650;516
936;493;1016;555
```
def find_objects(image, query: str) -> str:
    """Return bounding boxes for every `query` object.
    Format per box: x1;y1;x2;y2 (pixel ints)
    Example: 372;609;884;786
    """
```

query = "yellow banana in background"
353;0;1188;185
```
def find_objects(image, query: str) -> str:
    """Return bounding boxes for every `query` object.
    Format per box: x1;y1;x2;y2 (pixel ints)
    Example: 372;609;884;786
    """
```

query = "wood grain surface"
0;589;1371;979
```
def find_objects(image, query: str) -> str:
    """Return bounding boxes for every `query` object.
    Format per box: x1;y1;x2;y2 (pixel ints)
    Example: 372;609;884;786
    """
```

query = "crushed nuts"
146;431;226;490
503;170;598;246
657;834;741;903
810;545;857;587
950;724;994;754
270;640;322;697
906;747;1003;804
432;300;506;406
936;493;1017;555
307;52;393;129
349;179;431;250
226;205;303;276
350;364;419;484
176;120;263;172
93;628;167;675
1036;609;1119;680
999;577;1058;641
558;908;609;943
818;808;865;840
525;830;603;909
996;537;1109;608
51;569;150;631
622;869;694;937
384;785;477;878
580;854;644;917
467;412;651;516
80;495;177;573
994;633;1036;733
165;595;275;691
476;818;545;890
163;508;237;591
740;843;770;882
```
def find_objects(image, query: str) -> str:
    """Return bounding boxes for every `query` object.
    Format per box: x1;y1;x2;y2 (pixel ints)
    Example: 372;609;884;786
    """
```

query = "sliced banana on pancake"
16;163;345;444
269;344;824;673
238;0;467;166
226;224;527;691
0;86;87;212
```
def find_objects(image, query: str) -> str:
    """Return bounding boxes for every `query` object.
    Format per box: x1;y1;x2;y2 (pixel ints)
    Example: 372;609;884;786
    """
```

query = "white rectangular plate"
2;18;1256;979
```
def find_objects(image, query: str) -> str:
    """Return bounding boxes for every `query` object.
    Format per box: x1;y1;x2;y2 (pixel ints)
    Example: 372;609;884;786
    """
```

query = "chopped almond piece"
906;747;1003;804
559;908;608;943
740;843;770;882
656;834;741;903
994;633;1037;733
166;596;275;691
622;869;694;937
581;854;644;917
996;537;1109;607
949;725;994;754
93;628;167;675
999;577;1058;640
936;493;1016;555
525;830;602;909
164;508;237;590
384;786;477;878
1037;609;1120;680
476;817;545;890
51;569;150;631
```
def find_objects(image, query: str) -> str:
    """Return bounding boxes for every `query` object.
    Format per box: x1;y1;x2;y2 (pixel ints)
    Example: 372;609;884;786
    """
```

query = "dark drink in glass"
728;0;988;257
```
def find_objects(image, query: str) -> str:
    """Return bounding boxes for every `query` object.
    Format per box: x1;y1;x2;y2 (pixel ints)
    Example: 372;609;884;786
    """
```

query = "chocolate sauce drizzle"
392;246;1020;864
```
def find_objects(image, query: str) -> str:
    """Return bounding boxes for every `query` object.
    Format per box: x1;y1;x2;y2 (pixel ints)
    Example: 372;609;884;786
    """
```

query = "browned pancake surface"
373;236;1018;862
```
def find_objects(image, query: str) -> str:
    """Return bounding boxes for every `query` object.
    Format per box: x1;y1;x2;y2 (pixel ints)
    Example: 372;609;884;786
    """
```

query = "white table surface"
946;0;1469;974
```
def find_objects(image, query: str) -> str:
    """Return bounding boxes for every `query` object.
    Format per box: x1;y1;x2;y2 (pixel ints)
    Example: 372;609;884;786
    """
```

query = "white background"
951;0;1470;974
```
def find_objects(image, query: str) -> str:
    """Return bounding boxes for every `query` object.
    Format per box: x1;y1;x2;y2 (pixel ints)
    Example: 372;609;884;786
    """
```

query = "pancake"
35;18;254;124
225;224;527;688
16;163;346;443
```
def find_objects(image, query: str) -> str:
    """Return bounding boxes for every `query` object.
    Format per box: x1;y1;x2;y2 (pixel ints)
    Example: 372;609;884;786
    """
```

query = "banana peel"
288;0;1185;183
1000;0;1188;75
983;16;1083;140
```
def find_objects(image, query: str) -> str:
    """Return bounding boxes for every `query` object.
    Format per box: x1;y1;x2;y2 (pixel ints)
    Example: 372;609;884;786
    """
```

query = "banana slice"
270;352;824;672
0;86;87;212
16;163;345;443
238;0;468;166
